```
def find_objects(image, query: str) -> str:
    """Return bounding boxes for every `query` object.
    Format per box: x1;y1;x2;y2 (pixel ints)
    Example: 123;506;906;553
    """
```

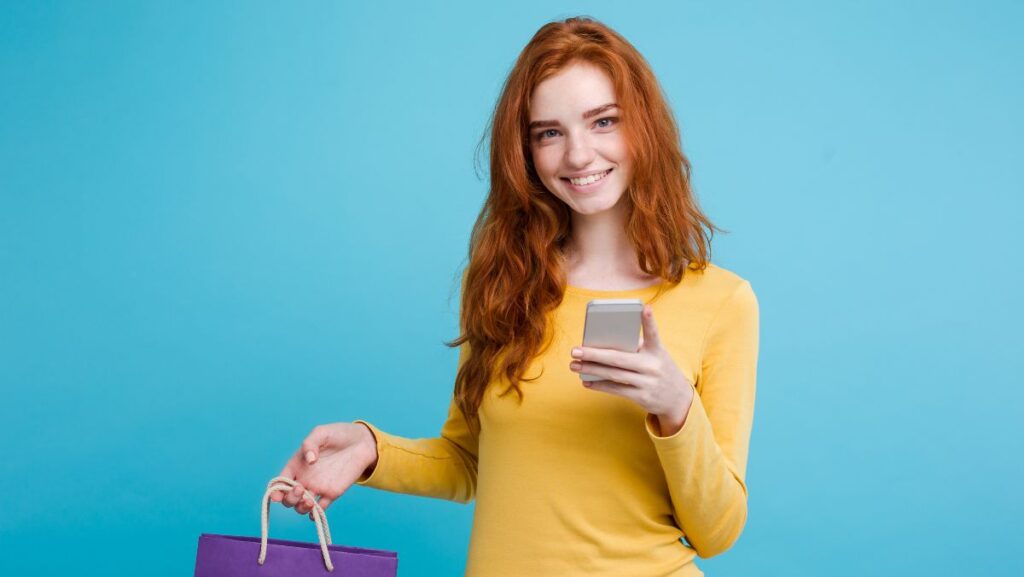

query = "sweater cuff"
352;419;390;487
644;388;712;446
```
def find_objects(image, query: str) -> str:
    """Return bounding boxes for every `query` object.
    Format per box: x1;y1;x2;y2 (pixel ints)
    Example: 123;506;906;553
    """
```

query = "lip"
561;168;613;194
561;168;613;179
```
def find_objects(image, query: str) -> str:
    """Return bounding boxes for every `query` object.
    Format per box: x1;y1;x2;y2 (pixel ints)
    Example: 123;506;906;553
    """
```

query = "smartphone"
580;298;644;381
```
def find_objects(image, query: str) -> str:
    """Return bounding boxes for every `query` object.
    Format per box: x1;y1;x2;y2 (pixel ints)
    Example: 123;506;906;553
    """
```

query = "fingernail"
571;347;581;358
305;450;315;463
569;362;580;371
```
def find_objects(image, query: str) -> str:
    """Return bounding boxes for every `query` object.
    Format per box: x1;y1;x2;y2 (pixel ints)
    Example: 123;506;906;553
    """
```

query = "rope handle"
259;476;334;572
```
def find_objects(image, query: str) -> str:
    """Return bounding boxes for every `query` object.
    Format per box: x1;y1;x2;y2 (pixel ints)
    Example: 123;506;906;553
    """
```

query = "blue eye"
535;117;618;142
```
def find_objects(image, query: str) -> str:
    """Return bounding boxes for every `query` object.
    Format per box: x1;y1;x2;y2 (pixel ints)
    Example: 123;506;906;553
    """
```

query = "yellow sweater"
355;263;759;576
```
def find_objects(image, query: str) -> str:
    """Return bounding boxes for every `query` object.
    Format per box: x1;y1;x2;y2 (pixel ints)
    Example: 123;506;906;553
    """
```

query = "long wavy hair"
445;16;721;431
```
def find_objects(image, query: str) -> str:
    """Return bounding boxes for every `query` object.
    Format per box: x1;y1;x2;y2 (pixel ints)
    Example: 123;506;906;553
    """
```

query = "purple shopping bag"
195;477;398;576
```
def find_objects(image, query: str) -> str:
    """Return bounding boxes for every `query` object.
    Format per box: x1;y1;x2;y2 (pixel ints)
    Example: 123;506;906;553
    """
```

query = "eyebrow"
528;103;619;131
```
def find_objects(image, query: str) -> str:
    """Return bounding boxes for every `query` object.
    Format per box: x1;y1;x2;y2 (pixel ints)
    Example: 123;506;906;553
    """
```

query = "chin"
573;194;624;215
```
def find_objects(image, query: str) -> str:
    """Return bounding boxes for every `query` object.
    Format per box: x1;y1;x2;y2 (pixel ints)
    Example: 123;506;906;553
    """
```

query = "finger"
641;305;662;351
272;460;301;502
302;427;331;464
574;361;645;386
280;486;299;509
575;346;647;372
297;486;320;514
296;495;316;515
270;476;288;502
584;379;643;403
282;485;304;508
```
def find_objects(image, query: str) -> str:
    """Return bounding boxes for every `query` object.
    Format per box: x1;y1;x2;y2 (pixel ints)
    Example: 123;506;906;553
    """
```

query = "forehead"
529;62;616;120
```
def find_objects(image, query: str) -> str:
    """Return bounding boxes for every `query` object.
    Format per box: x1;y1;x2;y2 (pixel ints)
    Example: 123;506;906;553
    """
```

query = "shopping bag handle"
259;476;335;572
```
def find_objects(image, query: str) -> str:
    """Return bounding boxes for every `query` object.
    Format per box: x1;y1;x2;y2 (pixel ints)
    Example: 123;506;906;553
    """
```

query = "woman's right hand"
271;422;379;517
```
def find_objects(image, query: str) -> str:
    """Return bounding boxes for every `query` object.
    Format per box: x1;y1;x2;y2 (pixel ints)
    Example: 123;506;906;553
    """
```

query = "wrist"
655;391;694;436
356;422;379;472
655;413;685;437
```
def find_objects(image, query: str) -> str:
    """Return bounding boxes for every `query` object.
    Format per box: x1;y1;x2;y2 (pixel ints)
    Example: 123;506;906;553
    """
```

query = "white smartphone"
580;298;644;381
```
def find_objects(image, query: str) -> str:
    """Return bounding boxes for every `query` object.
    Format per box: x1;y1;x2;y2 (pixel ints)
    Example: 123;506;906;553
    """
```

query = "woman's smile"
561;168;614;193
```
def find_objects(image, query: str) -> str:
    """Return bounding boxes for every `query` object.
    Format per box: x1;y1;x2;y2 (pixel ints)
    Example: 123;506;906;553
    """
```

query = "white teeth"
569;169;611;186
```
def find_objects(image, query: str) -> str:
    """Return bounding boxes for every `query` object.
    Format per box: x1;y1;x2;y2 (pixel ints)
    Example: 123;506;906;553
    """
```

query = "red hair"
446;16;721;431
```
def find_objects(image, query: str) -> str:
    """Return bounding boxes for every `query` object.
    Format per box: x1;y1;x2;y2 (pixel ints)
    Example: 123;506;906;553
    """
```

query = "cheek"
610;146;632;184
531;147;560;180
607;136;630;164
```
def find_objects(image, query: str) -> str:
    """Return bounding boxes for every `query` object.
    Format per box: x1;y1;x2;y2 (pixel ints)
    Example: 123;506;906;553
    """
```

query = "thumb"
641;305;662;351
302;427;330;464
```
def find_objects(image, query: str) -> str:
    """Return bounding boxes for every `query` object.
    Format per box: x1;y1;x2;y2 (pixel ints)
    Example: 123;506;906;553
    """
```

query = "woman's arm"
646;280;759;558
353;343;480;504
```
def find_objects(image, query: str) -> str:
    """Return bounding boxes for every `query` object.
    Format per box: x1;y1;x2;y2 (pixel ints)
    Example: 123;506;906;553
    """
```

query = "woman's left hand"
570;305;695;436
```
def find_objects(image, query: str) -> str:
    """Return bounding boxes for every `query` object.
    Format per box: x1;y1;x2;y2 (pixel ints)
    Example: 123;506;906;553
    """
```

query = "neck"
563;196;641;276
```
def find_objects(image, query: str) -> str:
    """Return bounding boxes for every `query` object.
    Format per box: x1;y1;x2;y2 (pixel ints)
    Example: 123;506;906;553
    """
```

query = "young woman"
272;16;759;576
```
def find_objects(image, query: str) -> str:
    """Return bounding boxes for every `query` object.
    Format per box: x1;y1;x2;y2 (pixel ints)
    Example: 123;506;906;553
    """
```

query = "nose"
564;130;597;169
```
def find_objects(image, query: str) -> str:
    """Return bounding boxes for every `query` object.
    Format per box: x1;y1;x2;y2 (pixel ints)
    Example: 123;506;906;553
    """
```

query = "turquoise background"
2;1;1021;575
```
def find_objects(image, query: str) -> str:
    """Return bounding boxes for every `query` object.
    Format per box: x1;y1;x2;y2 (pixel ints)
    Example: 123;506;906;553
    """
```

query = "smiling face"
528;61;633;216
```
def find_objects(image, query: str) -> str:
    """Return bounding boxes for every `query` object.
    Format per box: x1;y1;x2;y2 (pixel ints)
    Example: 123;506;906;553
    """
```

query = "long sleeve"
644;279;760;558
353;342;479;503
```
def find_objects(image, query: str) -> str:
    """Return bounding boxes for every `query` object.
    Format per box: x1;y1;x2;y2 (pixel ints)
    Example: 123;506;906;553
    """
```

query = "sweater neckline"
564;279;666;299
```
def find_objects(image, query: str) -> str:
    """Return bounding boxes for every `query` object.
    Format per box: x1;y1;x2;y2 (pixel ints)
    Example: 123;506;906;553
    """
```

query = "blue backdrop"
2;2;1021;576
